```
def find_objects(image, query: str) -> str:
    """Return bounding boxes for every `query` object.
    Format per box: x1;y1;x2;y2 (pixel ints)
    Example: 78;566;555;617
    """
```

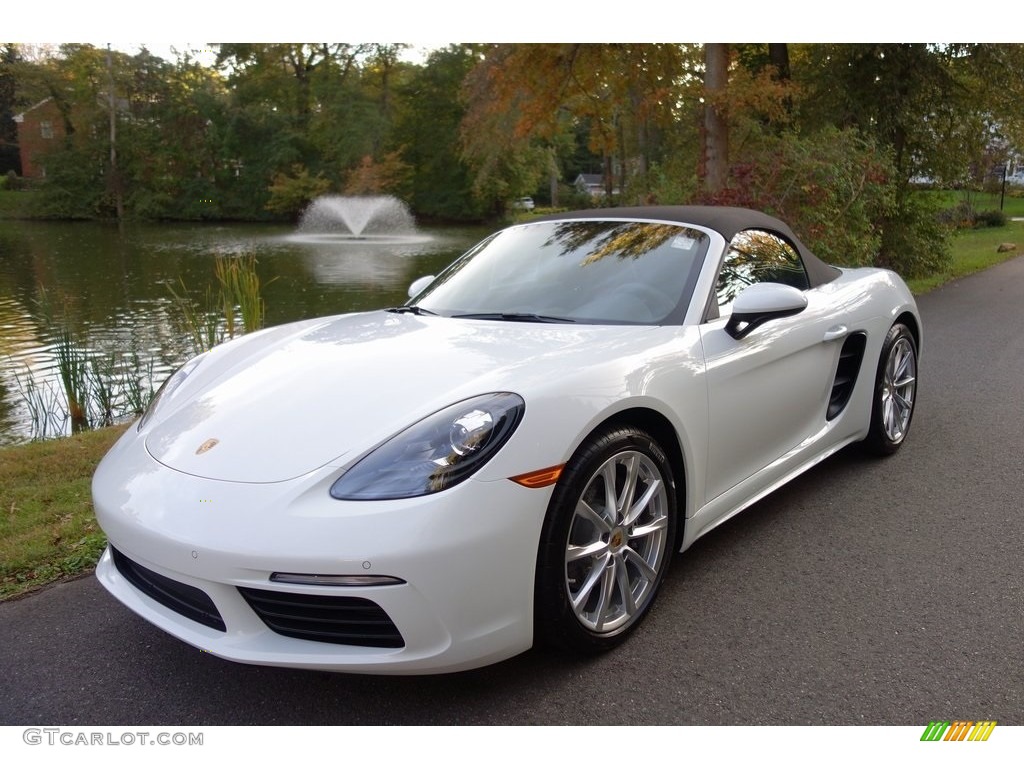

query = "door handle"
823;325;848;342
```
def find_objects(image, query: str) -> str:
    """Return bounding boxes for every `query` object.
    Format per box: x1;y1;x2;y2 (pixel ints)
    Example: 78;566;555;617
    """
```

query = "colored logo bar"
920;721;997;742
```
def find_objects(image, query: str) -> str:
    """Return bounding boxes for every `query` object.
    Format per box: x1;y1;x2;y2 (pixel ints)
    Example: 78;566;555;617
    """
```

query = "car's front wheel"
535;425;677;653
864;322;918;455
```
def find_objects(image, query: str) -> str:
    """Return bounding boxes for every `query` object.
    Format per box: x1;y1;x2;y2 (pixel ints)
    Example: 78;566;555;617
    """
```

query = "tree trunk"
703;43;730;195
106;46;123;222
768;43;790;82
548;147;559;207
768;43;792;118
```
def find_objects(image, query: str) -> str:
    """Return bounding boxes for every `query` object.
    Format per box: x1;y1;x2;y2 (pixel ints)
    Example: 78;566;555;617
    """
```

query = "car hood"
144;311;650;483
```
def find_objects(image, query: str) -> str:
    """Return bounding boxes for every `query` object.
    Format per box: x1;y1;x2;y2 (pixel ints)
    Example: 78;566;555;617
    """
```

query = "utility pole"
106;44;123;221
1000;164;1006;212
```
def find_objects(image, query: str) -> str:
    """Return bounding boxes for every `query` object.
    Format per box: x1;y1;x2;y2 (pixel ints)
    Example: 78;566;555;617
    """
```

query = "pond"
0;218;489;446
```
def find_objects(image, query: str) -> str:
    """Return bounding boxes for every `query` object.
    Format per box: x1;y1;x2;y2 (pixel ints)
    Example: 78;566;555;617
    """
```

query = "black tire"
863;322;918;456
535;425;678;653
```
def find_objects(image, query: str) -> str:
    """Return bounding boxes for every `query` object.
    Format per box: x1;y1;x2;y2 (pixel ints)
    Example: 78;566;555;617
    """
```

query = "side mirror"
725;283;808;340
407;275;435;299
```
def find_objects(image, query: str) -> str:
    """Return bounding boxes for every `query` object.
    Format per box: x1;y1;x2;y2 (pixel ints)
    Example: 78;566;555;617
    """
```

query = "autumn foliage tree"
343;151;412;196
460;44;700;208
264;165;331;217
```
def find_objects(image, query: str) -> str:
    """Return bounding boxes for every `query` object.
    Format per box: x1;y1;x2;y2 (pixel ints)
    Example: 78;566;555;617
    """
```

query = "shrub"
265;165;332;219
696;125;895;268
935;203;1006;232
937;200;976;229
645;160;700;207
974;209;1007;228
29;147;109;219
558;182;601;211
877;193;952;278
688;123;960;278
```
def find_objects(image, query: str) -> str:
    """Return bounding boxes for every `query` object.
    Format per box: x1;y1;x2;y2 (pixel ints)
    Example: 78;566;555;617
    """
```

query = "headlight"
137;354;205;431
330;392;525;500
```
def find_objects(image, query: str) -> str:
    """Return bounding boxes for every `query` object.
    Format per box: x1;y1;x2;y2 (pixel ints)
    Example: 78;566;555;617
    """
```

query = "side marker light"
510;465;564;488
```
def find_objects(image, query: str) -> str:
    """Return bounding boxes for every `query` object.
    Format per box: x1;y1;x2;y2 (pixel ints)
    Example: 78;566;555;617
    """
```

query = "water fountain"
291;195;429;245
285;194;437;285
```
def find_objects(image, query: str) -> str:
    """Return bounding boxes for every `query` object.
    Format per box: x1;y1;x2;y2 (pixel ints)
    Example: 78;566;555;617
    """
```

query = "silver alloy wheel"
881;336;917;443
564;450;669;633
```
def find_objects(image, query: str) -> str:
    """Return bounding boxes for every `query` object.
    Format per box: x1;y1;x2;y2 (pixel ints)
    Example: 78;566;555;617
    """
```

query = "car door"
698;228;849;503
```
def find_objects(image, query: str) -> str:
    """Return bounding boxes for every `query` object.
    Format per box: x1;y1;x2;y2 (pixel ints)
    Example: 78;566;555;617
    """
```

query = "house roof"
12;97;55;123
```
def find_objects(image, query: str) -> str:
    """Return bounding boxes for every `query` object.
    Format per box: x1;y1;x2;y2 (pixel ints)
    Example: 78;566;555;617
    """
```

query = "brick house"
13;97;66;178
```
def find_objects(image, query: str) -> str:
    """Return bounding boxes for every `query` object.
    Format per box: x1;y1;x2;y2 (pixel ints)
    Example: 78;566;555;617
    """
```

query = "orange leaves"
343;152;412;196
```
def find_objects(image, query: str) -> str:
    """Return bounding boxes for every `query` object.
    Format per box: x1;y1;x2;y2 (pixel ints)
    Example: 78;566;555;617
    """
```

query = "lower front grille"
238;587;405;648
111;547;226;631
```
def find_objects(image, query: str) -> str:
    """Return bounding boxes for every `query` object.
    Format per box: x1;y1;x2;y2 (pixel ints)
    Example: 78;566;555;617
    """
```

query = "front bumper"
93;433;550;674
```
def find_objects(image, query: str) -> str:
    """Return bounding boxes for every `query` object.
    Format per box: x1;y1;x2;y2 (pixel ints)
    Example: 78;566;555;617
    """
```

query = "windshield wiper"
386;305;439;316
451;312;577;324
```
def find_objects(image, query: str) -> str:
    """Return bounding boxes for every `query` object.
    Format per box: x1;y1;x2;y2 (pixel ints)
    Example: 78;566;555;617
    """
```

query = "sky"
12;1;1021;48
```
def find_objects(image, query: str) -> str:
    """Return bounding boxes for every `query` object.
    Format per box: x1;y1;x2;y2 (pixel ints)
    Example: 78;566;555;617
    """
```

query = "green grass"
908;220;1024;294
0;424;129;600
920;187;1024;218
214;253;268;335
0;189;40;219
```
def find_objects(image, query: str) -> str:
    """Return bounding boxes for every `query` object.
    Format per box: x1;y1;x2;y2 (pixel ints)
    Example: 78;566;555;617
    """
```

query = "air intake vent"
238;587;405;648
111;547;226;631
828;332;867;420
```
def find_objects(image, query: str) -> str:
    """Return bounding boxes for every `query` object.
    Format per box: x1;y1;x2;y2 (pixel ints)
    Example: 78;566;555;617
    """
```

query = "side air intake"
827;333;867;420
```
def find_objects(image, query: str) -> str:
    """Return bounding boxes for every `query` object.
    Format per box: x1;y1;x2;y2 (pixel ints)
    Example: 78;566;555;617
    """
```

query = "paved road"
2;258;1022;726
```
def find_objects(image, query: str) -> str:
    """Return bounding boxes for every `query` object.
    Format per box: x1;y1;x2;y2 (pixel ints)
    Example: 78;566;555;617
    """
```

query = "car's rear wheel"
535;425;677;653
864;322;918;455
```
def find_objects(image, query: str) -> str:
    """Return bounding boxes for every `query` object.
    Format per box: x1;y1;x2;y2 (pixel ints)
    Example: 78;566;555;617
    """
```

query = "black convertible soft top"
535;205;842;288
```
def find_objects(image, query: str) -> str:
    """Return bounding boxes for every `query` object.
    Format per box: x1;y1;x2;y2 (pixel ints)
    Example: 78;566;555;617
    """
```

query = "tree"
792;44;1023;273
460;44;699;208
392;45;487;221
9;37;1024;278
343;151;411;196
10;44;127;217
216;44;366;135
216;43;420;215
9;45;234;219
702;44;729;194
265;165;330;217
0;44;22;175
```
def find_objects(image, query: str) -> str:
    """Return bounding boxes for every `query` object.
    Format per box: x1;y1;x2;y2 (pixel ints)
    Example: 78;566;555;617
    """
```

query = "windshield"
413;219;709;325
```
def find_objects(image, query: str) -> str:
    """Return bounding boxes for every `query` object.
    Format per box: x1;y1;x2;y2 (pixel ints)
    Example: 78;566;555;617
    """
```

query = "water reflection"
281;234;444;286
0;220;484;446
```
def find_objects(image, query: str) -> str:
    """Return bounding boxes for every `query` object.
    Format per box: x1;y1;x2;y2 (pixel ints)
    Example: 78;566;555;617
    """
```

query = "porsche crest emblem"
195;438;220;456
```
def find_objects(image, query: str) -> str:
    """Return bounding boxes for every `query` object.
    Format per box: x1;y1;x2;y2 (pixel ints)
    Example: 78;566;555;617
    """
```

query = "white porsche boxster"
93;206;921;674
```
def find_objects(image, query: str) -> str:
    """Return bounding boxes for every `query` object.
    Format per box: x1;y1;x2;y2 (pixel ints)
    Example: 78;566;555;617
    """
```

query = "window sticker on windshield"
671;236;697;250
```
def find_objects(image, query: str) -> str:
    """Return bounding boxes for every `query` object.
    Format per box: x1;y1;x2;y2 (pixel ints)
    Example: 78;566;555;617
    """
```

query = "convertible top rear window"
414;220;709;325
